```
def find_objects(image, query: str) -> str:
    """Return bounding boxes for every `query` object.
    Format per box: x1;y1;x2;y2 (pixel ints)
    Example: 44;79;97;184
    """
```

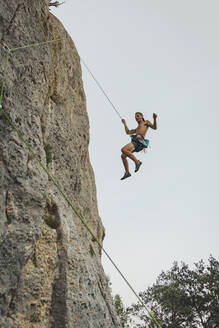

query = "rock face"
0;1;121;327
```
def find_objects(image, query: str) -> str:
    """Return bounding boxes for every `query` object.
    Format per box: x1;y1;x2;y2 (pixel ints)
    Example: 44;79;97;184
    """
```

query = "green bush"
43;142;53;165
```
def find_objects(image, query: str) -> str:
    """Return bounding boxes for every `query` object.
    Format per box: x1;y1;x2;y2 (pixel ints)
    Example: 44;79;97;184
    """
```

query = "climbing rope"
0;39;161;328
10;39;61;52
80;57;123;120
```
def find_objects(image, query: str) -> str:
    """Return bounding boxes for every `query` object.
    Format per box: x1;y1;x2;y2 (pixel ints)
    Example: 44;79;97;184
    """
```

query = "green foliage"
127;256;219;328
114;294;130;328
43;142;53;165
102;230;106;242
89;245;95;257
44;214;59;229
44;201;59;229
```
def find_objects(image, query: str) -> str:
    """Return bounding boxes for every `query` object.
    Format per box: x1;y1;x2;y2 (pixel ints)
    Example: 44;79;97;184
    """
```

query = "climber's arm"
121;119;136;135
145;113;157;130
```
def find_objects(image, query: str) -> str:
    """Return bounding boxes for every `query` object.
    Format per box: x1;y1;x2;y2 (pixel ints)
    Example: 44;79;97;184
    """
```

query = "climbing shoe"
120;172;131;180
135;161;142;172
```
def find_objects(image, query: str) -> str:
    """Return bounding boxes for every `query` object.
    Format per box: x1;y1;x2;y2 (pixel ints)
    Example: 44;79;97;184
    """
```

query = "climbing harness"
0;39;161;328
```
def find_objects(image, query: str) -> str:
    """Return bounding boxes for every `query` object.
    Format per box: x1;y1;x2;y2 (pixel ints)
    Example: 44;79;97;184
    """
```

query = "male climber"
120;112;157;180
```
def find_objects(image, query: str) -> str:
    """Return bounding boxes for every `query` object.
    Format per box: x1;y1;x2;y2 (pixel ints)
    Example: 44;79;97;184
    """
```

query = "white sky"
51;1;219;307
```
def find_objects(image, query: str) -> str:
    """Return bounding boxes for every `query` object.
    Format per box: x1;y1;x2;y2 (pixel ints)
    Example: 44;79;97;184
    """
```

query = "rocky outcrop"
0;1;121;327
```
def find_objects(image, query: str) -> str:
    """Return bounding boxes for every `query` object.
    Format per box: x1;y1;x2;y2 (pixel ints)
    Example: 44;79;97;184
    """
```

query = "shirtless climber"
120;112;157;180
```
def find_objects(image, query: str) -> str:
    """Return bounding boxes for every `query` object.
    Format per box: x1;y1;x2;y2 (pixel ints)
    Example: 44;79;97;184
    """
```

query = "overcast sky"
51;1;219;307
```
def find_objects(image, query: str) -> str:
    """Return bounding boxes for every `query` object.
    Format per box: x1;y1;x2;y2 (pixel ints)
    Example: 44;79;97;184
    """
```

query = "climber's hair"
135;112;145;121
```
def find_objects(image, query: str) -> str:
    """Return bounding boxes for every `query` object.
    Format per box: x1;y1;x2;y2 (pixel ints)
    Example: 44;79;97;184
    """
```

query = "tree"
114;294;130;327
127;256;219;328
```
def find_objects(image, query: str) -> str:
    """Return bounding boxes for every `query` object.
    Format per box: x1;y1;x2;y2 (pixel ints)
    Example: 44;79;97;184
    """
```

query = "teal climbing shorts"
131;134;149;152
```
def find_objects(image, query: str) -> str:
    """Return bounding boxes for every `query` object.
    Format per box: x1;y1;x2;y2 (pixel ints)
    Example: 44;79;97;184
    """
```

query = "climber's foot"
120;172;131;180
135;161;142;172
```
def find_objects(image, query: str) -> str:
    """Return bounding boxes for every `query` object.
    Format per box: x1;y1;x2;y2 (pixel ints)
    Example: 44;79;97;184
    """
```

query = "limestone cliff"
0;1;121;327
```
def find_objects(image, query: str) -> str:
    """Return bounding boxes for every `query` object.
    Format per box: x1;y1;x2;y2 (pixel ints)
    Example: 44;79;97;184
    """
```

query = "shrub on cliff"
49;1;64;8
